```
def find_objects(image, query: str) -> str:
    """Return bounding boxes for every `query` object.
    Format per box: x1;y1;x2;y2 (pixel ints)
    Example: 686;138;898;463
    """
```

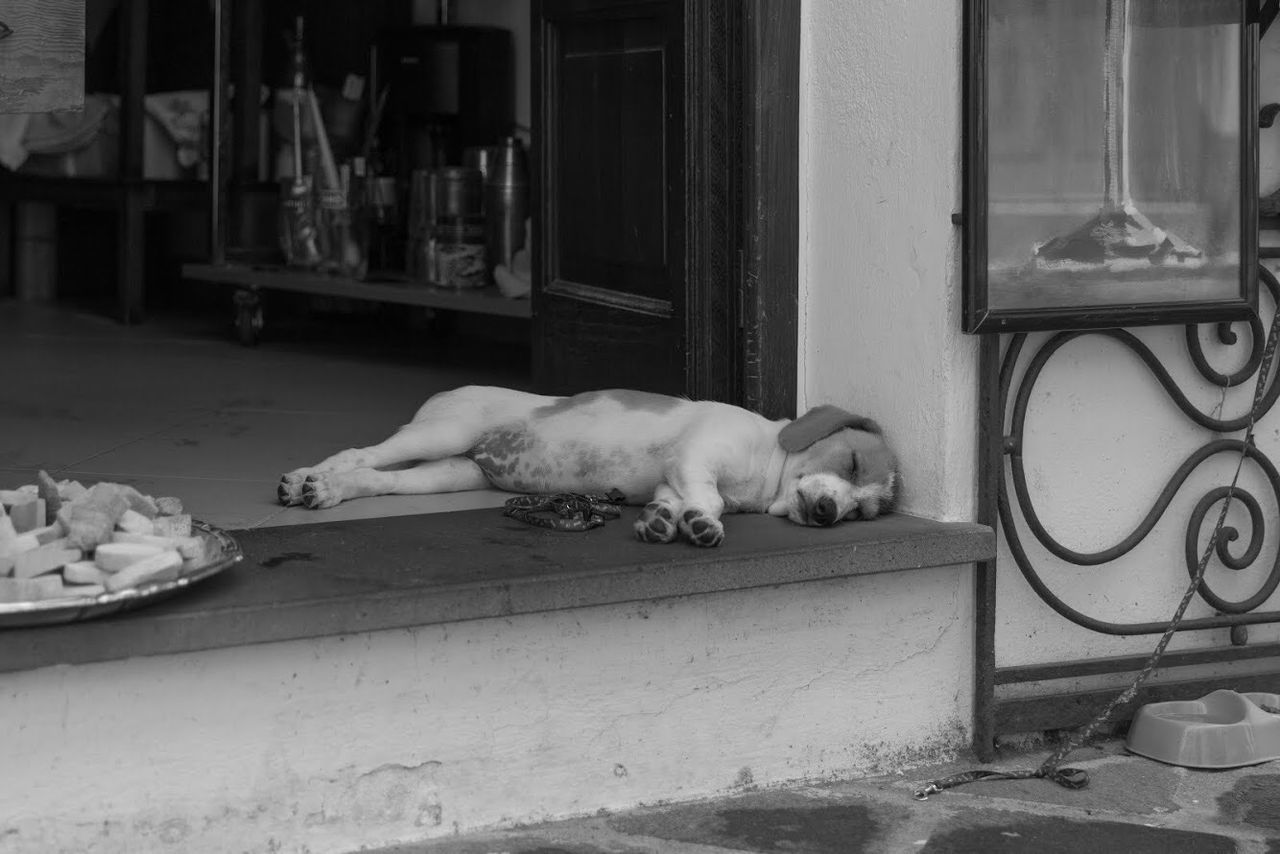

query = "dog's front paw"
301;473;344;509
679;509;724;548
635;502;679;543
278;471;310;506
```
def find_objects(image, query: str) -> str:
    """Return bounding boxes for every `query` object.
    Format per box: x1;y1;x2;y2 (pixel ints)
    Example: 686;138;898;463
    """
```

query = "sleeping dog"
278;386;899;547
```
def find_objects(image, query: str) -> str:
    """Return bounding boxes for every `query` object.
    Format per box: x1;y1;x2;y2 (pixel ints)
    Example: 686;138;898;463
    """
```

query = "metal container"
436;166;483;219
484;136;529;282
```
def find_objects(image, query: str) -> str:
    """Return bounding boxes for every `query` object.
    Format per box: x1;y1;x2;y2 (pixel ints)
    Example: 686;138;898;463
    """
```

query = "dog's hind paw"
301;473;344;509
679;510;724;548
635;502;678;543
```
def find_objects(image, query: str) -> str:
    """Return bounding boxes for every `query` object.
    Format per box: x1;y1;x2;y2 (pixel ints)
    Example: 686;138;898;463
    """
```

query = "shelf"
0;174;208;211
182;262;533;319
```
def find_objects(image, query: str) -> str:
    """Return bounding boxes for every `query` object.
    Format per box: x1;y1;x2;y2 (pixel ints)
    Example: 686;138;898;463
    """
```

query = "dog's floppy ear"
778;405;883;452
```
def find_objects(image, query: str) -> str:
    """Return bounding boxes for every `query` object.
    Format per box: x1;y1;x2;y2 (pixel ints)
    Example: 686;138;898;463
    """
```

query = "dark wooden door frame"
681;0;800;418
533;0;798;418
739;0;798;420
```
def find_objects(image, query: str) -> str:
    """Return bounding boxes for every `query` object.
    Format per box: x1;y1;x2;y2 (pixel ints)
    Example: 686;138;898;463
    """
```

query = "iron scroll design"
997;265;1280;637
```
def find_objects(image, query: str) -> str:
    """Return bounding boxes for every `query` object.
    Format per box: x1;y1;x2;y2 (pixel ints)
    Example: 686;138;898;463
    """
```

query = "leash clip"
913;783;942;801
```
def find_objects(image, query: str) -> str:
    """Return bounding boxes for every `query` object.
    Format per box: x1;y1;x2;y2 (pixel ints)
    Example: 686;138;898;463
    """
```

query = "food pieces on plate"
111;531;205;562
32;521;66;545
104;550;182;593
0;486;37;506
121;486;160;519
36;470;61;525
13;542;81;580
0;476;211;603
0;576;65;602
152;514;192;538
94;542;165;573
63;484;132;551
156;496;183;516
117;509;155;536
63;561;110;585
0;533;41;574
8;497;44;534
63;583;107;598
57;480;88;503
0;504;20;544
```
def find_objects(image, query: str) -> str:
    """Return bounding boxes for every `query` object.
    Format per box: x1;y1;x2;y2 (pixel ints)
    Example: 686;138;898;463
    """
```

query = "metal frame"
971;1;1280;758
962;0;1260;334
974;266;1280;757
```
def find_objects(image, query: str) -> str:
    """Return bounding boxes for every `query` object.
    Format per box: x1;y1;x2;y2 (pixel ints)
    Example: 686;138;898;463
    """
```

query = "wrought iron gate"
972;2;1280;759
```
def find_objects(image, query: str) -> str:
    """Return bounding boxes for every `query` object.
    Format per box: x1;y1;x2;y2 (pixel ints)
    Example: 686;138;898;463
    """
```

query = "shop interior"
1;0;535;529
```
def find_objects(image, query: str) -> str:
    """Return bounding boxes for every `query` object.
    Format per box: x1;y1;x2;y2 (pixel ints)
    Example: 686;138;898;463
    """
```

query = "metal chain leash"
916;299;1280;801
503;489;628;531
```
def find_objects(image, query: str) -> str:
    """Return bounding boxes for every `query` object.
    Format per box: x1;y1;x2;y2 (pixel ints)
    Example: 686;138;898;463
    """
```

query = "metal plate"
0;520;243;628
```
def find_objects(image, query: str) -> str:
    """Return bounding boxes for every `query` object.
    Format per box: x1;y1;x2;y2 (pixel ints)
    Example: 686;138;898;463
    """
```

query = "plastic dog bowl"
1126;689;1280;769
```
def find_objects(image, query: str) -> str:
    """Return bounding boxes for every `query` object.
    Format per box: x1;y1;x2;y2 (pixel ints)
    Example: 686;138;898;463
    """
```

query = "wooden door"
532;0;800;415
532;0;693;396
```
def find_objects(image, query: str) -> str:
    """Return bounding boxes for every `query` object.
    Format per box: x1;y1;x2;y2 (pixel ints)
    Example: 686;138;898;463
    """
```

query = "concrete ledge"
0;509;992;674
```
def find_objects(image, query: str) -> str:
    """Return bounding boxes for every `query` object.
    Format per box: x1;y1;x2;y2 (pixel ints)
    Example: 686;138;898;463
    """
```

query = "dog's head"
772;405;899;527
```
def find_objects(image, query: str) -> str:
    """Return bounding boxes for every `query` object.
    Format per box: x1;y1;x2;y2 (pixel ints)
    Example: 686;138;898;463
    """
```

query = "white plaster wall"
800;0;978;522
4;568;971;854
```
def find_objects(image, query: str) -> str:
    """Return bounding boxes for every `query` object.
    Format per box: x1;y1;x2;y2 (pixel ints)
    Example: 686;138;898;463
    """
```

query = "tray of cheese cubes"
0;473;243;627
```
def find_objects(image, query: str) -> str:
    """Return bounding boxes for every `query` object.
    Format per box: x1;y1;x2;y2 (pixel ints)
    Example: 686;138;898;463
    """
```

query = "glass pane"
986;0;1242;310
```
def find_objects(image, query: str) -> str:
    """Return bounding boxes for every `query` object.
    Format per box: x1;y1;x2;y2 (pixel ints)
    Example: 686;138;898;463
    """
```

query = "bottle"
484;136;529;285
278;16;322;268
335;160;368;279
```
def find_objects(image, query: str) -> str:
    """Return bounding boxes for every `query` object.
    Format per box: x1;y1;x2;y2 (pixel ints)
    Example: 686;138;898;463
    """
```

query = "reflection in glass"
987;0;1241;310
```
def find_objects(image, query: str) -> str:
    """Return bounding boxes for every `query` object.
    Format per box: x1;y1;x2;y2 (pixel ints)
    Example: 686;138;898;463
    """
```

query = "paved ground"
360;738;1280;853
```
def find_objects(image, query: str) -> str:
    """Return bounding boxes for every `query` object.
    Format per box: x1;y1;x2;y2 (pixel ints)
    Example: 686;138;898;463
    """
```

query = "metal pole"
209;0;229;265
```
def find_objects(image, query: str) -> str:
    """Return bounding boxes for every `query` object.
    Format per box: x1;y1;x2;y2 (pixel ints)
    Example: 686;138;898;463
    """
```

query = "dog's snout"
814;496;838;526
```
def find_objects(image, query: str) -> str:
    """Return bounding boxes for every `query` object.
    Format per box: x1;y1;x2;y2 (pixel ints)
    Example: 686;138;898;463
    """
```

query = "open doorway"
0;0;798;531
196;0;797;414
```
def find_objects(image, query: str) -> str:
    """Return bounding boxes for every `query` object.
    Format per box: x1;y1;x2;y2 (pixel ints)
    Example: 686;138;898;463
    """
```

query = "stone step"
3;509;992;853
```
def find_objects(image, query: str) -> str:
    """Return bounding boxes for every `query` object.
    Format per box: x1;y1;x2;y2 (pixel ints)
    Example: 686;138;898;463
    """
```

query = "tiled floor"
0;300;531;530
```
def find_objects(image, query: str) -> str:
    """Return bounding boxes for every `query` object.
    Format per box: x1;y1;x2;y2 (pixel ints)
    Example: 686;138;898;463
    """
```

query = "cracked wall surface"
4;565;971;854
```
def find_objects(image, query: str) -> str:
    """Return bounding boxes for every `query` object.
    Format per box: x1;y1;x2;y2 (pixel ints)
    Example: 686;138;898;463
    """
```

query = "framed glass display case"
963;0;1258;333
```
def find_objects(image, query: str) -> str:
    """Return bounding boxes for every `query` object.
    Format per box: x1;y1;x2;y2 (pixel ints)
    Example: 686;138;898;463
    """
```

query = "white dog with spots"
279;386;899;547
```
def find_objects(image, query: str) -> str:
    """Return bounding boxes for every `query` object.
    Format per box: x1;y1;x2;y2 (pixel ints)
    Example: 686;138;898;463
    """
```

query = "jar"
433;217;486;289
